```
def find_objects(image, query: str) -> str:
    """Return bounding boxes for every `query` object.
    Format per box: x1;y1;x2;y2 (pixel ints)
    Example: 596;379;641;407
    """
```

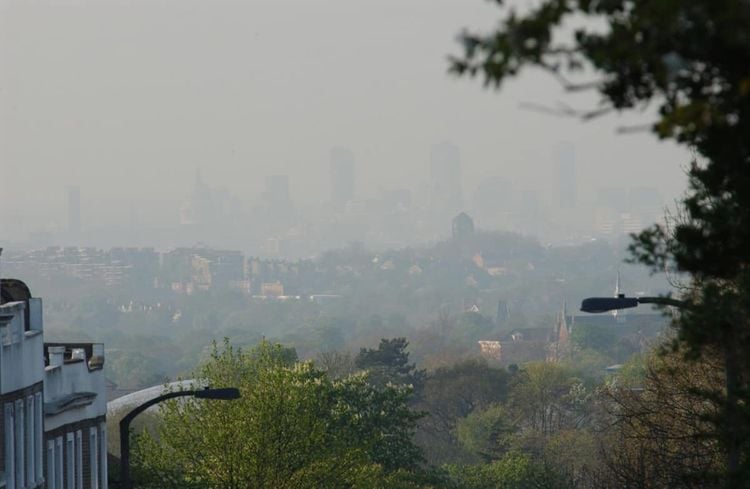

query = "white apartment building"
1;280;45;489
43;343;107;489
0;272;107;489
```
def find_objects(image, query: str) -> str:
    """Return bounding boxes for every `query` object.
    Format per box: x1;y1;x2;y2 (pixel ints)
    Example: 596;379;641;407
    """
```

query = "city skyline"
0;0;689;241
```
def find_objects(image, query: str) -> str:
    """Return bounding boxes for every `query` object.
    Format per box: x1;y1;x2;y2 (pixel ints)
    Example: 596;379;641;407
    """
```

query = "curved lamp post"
119;387;241;489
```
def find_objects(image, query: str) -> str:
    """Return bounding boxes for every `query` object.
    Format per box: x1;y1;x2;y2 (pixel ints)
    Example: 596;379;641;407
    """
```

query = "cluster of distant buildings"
2;246;325;299
2;247;158;288
4;209;661;309
7;142;666;257
476;302;664;367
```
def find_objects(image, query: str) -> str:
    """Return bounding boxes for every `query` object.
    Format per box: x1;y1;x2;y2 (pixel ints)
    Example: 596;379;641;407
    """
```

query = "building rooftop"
44;342;105;371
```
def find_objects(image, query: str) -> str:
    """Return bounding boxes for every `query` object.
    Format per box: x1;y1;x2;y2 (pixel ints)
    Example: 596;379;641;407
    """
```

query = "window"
66;433;74;489
99;423;107;489
35;393;43;482
75;431;83;489
47;440;56;489
25;396;34;486
14;400;23;489
89;428;98;489
4;403;14;489
55;437;63;489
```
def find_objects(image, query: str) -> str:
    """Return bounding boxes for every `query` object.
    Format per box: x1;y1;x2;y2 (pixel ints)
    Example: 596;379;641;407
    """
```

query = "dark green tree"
356;338;426;391
451;0;750;483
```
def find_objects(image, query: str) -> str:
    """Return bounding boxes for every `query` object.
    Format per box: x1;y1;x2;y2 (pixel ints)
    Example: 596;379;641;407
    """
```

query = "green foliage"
106;349;170;390
456;404;515;462
451;312;496;345
568;348;613;381
414;359;511;465
132;339;430;488
570;325;617;353
613;353;648;387
355;338;426;390
446;452;567;489
509;363;582;437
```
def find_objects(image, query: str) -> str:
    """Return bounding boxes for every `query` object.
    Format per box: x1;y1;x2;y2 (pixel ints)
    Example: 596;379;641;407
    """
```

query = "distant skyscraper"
67;186;81;233
330;147;355;209
554;142;577;209
180;169;215;226
430;142;463;219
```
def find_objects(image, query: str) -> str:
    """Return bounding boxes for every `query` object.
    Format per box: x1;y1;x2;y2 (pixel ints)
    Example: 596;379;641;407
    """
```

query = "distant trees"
43;229;667;392
456;404;514;462
121;334;735;488
445;362;600;488
440;349;732;488
446;452;565;489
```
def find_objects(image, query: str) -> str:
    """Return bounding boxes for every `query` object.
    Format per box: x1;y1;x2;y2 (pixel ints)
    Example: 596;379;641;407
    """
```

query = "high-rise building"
66;186;81;234
554;142;577;209
330;147;355;209
180;169;216;226
430;142;463;220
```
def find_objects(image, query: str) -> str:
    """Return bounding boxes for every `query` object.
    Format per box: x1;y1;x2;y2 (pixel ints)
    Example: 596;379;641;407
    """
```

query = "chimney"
89;344;105;370
48;345;66;368
71;348;86;361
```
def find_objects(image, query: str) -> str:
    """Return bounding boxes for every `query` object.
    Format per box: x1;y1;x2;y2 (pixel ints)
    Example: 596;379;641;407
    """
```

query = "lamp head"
194;387;241;400
580;296;639;313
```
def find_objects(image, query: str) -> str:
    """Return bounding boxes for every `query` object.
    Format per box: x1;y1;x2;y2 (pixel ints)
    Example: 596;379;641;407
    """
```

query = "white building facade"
1;282;46;489
43;343;107;489
0;273;107;489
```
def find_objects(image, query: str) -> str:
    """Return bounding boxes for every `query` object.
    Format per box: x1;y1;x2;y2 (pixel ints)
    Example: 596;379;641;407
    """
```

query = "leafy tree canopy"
132;339;431;488
356;337;427;390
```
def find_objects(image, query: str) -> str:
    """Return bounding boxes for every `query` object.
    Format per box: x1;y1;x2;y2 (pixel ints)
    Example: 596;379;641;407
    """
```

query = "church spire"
613;270;621;318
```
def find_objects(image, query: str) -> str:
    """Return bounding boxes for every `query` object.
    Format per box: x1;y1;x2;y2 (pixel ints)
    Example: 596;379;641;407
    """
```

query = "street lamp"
119;386;241;489
580;294;687;313
582;289;750;481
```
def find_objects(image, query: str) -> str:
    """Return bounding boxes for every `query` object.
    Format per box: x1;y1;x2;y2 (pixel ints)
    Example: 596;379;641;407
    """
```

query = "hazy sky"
0;0;690;230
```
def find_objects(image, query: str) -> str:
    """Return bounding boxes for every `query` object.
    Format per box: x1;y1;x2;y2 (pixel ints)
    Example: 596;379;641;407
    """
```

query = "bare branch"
519;101;613;120
539;63;605;92
518;102;572;117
